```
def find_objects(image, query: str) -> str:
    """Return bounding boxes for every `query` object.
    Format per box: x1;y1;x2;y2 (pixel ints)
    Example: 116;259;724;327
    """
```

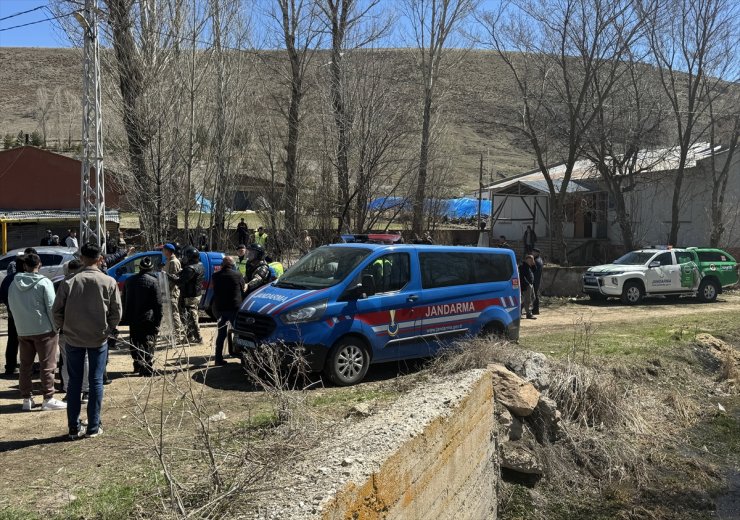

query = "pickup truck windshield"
613;252;655;265
275;246;371;289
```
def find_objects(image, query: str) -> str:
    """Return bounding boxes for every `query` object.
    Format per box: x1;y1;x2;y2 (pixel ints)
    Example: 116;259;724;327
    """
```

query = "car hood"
586;264;647;274
240;284;326;316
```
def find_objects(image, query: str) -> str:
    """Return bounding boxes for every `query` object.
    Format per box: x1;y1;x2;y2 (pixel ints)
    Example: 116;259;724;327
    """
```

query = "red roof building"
0;146;121;210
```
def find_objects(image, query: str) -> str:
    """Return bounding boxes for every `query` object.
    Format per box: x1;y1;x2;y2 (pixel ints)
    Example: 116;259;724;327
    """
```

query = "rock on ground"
489;363;541;417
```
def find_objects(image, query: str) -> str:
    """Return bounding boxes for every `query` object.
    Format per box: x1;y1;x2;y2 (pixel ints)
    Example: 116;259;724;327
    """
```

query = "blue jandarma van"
232;244;520;385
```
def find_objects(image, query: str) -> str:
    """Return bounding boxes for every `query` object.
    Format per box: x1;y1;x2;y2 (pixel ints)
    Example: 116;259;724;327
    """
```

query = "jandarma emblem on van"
387;309;399;337
423;302;475;318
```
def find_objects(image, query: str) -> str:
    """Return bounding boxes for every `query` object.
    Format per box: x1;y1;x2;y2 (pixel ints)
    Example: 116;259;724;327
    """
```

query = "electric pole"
76;0;106;251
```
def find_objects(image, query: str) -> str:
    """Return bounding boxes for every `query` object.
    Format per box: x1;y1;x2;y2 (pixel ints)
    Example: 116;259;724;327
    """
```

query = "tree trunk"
550;196;568;265
413;92;433;234
284;78;302;236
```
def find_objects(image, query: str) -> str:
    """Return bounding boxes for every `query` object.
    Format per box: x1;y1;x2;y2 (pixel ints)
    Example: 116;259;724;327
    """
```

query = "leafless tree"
479;0;644;264
263;0;323;238
34;87;54;147
645;0;738;245
403;0;478;235
706;85;739;247
582;57;668;251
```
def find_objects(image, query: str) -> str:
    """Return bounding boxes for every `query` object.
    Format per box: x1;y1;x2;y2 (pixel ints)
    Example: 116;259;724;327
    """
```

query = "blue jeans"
215;311;237;360
66;343;107;435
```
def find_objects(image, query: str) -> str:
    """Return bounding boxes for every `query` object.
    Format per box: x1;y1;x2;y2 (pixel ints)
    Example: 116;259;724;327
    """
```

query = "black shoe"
81;392;89;403
214;358;228;366
526;314;537;320
103;375;112;385
132;361;141;374
192;336;203;344
532;310;540;315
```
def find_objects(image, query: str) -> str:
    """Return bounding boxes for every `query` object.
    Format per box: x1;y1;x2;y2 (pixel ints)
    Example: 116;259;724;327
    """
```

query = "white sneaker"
22;397;36;411
41;397;67;411
86;426;103;438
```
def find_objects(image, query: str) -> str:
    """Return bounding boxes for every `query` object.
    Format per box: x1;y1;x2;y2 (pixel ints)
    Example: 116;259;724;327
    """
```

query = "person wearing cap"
235;244;248;277
122;256;163;376
53;243;122;439
532;248;544;315
163;243;185;342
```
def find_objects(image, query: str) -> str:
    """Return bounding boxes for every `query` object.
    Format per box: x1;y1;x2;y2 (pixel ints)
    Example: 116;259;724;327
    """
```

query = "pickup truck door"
645;252;680;292
675;250;700;290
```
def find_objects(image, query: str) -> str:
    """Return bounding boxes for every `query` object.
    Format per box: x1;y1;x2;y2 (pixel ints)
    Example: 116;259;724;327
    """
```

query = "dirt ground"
1;293;739;517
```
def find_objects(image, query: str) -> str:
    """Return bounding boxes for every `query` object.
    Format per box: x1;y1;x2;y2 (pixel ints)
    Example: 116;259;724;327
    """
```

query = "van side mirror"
649;261;660;268
362;274;376;297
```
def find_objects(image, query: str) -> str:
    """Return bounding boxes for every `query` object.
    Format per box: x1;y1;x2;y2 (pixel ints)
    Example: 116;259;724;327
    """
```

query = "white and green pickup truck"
582;247;739;305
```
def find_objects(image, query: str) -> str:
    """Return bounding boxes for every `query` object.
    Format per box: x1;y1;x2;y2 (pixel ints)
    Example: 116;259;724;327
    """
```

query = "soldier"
163;243;185;342
175;246;204;344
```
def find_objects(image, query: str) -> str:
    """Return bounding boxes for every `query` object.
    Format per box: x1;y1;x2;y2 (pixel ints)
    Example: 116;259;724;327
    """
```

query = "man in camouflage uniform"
163;244;185;341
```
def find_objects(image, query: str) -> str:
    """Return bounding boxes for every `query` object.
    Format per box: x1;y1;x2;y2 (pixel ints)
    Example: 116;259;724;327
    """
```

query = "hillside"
0;47;535;192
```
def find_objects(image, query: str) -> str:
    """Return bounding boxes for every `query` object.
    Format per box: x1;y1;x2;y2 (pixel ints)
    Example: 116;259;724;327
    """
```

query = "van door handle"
407;294;419;302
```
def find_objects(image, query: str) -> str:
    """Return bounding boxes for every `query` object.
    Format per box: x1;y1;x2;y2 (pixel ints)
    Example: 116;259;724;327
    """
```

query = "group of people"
1;243;121;439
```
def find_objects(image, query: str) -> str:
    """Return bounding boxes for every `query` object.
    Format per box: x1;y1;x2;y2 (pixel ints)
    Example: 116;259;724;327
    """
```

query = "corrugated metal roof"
0;210;120;223
485;142;723;191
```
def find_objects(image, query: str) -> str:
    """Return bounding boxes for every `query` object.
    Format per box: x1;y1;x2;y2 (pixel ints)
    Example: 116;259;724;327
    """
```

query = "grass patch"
706;412;740;455
60;482;142;520
236;409;280;430
309;388;399;408
499;483;536;520
0;510;40;520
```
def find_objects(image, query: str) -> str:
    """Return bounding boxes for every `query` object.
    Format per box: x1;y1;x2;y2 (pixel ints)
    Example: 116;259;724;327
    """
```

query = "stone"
499;441;544;475
530;395;562;443
509;416;524;441
507;352;552;390
495;405;513;439
489;363;541;417
341;457;354;467
346;403;372;418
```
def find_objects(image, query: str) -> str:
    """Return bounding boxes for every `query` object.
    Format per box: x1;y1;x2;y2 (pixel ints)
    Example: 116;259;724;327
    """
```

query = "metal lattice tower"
78;0;106;251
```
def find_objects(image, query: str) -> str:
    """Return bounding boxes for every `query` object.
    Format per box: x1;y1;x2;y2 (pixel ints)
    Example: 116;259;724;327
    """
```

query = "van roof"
326;243;516;255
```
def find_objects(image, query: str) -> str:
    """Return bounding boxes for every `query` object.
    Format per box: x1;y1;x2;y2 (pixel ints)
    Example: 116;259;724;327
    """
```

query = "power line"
0;11;76;33
0;5;46;23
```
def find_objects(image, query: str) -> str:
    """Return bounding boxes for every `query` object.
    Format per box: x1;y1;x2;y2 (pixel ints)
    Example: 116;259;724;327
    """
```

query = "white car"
0;246;79;285
582;248;702;305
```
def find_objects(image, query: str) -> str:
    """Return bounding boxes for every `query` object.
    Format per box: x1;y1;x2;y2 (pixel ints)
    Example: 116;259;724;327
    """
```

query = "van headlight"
281;300;328;324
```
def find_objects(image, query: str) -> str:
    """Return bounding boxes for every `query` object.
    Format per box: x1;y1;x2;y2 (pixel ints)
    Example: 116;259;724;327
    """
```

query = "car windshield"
613;252;655;265
275;246;372;289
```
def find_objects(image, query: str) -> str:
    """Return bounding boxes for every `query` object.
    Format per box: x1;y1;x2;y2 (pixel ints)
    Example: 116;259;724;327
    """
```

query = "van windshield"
275;246;371;289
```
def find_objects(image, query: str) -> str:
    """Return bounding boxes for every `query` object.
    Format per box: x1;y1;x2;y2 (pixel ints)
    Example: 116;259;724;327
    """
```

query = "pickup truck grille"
235;312;276;339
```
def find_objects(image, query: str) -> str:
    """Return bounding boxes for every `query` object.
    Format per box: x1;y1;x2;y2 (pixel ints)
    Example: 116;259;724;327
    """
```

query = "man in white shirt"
65;230;79;249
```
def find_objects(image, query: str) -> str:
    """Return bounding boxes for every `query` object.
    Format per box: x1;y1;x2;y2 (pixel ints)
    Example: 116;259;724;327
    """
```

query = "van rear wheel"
697;279;719;303
325;338;370;386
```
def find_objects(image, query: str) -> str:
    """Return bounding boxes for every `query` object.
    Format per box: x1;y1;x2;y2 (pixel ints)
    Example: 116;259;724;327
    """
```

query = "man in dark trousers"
122;256;163;376
523;225;537;254
0;256;21;375
211;256;246;366
236;218;249;247
519;254;536;320
532;248;544;315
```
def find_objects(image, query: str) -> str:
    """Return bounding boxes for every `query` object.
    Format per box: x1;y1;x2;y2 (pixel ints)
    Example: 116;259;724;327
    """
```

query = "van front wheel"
325;338;370;386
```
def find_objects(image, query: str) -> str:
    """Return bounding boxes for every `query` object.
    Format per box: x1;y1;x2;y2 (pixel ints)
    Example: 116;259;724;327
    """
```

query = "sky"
0;0;68;47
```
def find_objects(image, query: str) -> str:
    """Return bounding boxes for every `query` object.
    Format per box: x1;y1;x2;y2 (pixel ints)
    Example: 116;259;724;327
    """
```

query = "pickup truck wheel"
621;281;643;305
325;338;370;386
697;279;719;303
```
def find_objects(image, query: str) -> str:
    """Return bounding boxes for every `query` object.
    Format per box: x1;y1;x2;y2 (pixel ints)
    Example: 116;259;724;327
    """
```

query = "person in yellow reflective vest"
254;227;268;248
265;255;284;279
234;244;248;277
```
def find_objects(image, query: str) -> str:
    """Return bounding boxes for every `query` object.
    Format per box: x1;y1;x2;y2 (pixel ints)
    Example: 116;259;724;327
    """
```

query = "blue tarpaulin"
368;197;490;219
195;192;213;213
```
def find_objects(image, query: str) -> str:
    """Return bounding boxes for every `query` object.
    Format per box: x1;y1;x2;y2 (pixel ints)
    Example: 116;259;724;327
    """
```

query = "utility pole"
477;153;483;229
76;0;106;251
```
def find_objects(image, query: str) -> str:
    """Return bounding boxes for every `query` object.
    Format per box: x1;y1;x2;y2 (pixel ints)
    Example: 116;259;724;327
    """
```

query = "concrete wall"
540;266;588;297
320;371;497;520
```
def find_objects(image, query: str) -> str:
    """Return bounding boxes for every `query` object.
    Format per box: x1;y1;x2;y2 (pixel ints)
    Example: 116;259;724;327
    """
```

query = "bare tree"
706;85;739;247
403;0;477;235
646;0;738;245
582;56;668;251
479;0;644;263
34;87;54;147
263;0;323;238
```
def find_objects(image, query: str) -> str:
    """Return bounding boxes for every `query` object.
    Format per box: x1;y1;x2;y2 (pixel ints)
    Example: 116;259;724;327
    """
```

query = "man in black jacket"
123;256;163;376
244;243;272;295
532;248;544;315
174;246;205;344
519;254;537;320
211;256;246;365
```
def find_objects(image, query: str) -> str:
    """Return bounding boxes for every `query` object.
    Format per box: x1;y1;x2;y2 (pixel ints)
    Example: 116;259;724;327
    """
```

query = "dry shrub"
548;362;646;433
719;348;738;382
665;390;699;427
431;337;512;375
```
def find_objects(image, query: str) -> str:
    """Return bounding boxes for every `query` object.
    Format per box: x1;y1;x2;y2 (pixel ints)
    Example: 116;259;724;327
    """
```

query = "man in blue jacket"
8;253;66;411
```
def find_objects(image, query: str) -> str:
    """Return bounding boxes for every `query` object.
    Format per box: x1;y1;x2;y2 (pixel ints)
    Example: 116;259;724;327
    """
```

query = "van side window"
675;251;694;264
361;253;410;293
697;251;724;262
419;252;513;289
